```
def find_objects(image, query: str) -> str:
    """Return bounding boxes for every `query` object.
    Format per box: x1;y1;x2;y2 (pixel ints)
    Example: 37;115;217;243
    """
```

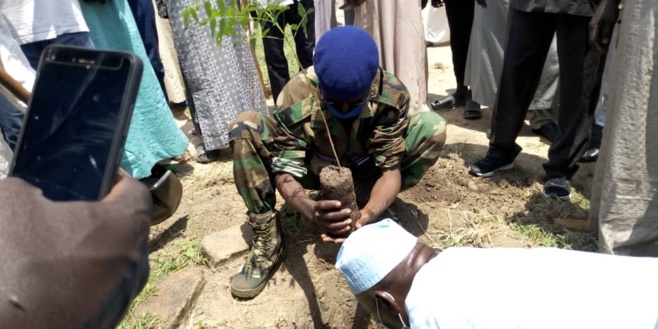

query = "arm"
358;167;401;228
590;0;622;53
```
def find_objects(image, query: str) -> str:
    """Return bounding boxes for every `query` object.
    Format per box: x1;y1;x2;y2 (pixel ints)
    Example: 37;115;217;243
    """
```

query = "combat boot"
230;211;284;298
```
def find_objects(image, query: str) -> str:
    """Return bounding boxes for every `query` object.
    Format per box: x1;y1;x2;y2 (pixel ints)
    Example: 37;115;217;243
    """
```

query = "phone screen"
11;51;133;201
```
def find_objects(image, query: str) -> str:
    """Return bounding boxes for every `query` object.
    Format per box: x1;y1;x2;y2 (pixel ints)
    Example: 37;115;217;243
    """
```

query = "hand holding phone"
9;45;142;201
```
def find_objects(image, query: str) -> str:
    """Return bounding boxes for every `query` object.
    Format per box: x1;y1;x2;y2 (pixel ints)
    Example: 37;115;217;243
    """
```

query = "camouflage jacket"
270;66;410;178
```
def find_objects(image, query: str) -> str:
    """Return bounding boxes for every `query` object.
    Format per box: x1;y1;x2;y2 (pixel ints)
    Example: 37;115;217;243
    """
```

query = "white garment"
314;0;338;42
406;248;658;329
422;5;450;45
0;13;35;110
354;0;430;114
0;128;11;178
589;0;658;256
0;0;88;45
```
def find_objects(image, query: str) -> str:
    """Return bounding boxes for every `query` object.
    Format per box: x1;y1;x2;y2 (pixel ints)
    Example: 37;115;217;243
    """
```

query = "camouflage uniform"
229;67;447;215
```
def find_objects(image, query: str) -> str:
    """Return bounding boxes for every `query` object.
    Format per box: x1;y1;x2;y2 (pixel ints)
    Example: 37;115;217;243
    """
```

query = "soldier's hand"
355;208;376;229
311;200;352;238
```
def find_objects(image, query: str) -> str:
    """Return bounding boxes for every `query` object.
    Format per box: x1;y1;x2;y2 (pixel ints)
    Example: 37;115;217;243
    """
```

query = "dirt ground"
141;42;598;329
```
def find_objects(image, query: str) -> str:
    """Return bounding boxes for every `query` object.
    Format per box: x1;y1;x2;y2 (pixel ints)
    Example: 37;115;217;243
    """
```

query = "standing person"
336;218;658;329
468;0;602;200
79;0;189;179
353;0;431;115
0;0;94;68
589;0;658;256
166;0;268;162
432;0;481;119
465;0;560;142
259;0;315;103
127;0;168;99
228;27;446;299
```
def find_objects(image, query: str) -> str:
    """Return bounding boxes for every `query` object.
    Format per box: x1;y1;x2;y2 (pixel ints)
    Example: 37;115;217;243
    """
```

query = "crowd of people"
0;0;657;327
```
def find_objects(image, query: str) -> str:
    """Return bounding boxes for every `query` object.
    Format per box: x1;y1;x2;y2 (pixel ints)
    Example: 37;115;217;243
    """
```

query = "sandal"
463;99;482;120
195;143;219;164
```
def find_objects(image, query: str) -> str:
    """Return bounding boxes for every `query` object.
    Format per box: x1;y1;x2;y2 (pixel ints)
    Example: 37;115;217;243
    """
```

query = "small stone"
202;224;253;267
135;267;206;328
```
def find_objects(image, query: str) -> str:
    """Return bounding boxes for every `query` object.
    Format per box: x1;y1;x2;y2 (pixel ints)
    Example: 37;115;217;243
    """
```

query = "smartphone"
9;45;143;201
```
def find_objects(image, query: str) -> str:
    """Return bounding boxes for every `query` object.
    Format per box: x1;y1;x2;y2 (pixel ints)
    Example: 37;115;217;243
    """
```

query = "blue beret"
314;26;379;102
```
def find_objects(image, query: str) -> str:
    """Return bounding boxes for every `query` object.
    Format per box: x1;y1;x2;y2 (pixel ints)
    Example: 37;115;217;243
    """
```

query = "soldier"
228;26;447;299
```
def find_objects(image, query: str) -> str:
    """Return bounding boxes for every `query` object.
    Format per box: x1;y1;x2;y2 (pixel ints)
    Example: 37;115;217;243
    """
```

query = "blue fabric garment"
0;92;23;150
79;0;188;179
20;32;95;69
126;0;167;100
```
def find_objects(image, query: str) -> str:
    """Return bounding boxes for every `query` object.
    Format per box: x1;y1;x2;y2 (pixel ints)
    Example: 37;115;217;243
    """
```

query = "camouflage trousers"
228;111;447;214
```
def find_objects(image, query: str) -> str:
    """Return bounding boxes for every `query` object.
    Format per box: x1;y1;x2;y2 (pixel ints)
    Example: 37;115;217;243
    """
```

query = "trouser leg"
488;9;555;160
262;14;289;103
229;111;279;214
543;14;600;179
443;0;474;88
290;0;315;71
400;112;447;190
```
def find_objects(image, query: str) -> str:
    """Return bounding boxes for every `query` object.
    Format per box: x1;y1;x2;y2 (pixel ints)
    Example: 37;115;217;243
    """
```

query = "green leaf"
204;0;212;17
210;16;217;36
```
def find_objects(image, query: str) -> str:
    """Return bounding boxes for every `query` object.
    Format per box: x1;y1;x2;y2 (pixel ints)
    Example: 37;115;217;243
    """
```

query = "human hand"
476;0;487;8
311;200;353;241
0;177;150;328
589;0;620;54
355;208;376;229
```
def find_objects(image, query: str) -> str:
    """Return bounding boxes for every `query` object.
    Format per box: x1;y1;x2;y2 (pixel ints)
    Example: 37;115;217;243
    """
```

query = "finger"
324;218;352;231
319;208;352;222
321;234;347;244
102;176;149;205
315;200;342;211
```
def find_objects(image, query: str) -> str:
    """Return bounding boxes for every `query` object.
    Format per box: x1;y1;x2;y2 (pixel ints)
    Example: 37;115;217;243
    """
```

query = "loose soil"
146;42;597;329
319;165;360;233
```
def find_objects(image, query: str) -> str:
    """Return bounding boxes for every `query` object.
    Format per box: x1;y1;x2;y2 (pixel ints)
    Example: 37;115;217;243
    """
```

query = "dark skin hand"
275;168;401;244
356;242;438;329
590;0;621;54
275;173;353;238
476;0;487;8
322;168;402;244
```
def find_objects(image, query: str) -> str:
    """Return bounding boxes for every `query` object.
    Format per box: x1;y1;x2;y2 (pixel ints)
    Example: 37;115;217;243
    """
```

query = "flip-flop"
463;99;482;120
195;143;219;164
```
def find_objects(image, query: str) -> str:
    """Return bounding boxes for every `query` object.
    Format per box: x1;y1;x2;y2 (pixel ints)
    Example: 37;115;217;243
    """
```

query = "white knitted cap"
335;218;418;295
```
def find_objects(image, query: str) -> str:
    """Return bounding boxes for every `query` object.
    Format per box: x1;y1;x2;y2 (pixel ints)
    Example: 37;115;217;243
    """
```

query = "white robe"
407;248;658;329
589;0;658;256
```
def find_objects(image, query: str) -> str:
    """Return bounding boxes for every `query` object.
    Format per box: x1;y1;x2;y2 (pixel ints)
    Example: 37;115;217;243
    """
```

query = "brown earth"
319;165;360;231
142;43;598;329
